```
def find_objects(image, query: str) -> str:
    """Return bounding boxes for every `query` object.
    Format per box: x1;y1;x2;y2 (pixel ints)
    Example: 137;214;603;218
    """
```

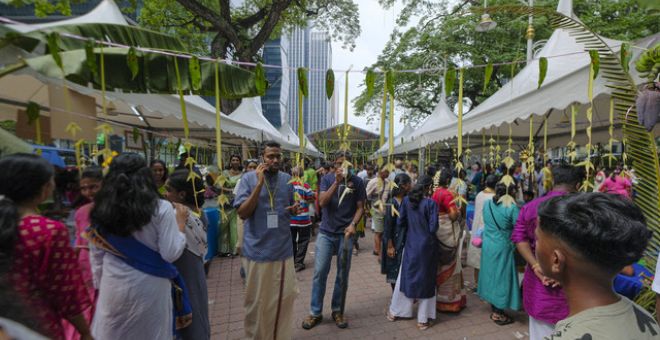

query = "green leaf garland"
620;42;631;73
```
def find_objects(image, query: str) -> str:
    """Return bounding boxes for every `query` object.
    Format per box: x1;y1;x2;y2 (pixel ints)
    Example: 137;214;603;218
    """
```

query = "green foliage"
635;44;660;83
354;0;660;125
137;0;360;61
620;42;632;73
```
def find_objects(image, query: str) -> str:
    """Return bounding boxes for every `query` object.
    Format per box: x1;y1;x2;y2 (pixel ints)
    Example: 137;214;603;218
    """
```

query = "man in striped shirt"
291;167;315;272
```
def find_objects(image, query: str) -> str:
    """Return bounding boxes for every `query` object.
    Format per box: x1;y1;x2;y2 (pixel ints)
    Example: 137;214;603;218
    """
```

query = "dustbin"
203;207;220;261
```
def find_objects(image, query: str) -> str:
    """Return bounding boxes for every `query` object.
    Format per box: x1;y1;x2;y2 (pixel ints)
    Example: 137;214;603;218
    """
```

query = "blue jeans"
309;232;354;316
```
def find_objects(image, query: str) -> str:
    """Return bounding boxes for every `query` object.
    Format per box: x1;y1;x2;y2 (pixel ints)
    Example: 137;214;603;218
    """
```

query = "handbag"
470;228;483;248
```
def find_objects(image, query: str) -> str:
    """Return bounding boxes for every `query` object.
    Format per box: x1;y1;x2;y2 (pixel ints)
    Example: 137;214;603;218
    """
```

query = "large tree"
354;0;659;126
138;0;360;61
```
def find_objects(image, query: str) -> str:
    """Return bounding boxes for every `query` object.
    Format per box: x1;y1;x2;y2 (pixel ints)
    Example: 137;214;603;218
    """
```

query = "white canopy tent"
370;100;458;158
386;0;658;153
278;122;323;158
5;0;127;32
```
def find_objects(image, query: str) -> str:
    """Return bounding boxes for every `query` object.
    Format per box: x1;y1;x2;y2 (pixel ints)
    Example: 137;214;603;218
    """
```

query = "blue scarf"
86;227;193;333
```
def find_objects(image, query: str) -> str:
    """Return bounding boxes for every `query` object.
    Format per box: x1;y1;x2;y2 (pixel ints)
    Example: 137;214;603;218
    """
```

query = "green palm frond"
480;5;660;311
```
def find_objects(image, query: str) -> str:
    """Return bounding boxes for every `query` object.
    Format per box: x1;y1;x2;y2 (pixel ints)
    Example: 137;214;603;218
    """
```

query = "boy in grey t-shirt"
535;193;659;340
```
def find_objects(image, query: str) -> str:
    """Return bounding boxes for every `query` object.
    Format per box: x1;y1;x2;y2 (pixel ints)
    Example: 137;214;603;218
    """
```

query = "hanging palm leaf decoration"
366;68;376;98
444;67;455;98
189;56;202;91
453;68;467;207
214;59;228;222
604;98;618;168
538;57;548;89
483;62;494;93
326;69;335;99
84;39;96;76
476;5;660;311
577;56;596;192
46;32;63;71
567;104;578;163
255;63;267;96
127;46;139;80
589;50;600;79
378;72;388;167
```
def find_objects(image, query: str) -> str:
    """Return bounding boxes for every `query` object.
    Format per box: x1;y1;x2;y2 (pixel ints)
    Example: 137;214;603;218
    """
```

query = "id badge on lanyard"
267;211;278;229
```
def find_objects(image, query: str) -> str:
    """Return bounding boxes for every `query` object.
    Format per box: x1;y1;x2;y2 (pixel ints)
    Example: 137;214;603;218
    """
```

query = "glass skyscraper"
261;25;335;134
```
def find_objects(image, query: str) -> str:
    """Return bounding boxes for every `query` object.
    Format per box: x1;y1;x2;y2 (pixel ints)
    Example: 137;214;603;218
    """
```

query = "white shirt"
652;253;660;293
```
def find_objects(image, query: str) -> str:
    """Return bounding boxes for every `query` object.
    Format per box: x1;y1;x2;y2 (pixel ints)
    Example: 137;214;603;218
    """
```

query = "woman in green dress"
219;154;243;256
477;182;521;325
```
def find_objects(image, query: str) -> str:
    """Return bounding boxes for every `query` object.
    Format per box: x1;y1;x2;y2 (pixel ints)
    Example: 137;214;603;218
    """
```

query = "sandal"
417;322;430;330
386;311;397;322
490;312;514;326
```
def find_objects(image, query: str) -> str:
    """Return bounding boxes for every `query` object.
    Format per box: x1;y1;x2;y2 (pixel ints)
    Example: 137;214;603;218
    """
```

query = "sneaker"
302;315;322;330
332;311;348;329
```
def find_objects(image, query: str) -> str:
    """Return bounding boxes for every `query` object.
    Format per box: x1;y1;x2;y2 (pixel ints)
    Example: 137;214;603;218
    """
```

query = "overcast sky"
331;0;405;135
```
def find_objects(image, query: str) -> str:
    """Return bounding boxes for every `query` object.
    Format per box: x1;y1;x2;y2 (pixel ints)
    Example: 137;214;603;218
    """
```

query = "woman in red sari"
431;169;466;312
0;154;91;340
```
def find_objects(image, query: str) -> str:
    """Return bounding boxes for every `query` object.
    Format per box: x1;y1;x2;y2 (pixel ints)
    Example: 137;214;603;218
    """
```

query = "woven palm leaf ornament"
543;116;548;164
174;56;201;211
482;129;487;167
452;69;467;207
577;55;596;192
488;129;495;169
477;5;660;307
527;116;535;194
95;44;114;164
213;60;229;222
604;98;618;168
337;70;354;206
498;124;517;207
566;104;578;163
495;128;502;165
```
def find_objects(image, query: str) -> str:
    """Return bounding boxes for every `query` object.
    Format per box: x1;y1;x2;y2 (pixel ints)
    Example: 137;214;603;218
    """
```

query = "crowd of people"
0;142;658;340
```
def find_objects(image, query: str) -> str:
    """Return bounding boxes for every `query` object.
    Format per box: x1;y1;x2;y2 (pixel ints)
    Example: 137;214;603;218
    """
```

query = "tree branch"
175;0;243;51
242;0;294;61
219;0;230;22
236;6;270;28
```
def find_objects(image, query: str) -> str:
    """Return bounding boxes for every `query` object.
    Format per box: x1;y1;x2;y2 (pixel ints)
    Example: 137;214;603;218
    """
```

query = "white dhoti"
388;263;436;324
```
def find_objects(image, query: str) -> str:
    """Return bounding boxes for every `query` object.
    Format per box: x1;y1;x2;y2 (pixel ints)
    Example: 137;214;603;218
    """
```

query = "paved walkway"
208;229;530;339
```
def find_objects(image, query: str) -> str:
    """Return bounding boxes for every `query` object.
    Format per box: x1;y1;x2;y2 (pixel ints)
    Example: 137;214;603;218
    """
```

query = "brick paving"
208;229;530;339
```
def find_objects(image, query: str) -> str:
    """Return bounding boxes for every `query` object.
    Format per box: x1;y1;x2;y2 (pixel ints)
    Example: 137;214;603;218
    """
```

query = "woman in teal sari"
477;182;521;325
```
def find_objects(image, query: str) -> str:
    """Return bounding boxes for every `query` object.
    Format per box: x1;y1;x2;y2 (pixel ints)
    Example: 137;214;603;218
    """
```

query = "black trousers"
291;226;312;266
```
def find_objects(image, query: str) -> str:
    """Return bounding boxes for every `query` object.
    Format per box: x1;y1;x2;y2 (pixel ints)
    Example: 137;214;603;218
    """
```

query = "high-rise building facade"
261;37;290;128
261;25;334;134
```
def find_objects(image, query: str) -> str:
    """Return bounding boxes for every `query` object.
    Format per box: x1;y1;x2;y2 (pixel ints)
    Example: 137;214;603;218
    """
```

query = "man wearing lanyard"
302;150;366;330
234;141;301;340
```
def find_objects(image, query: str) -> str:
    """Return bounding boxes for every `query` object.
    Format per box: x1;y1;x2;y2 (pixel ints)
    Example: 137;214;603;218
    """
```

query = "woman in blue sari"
381;173;413;290
477;182;521;325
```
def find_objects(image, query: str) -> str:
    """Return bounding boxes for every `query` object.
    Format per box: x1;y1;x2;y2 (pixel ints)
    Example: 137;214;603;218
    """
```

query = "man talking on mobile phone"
234;141;302;340
302;150;366;330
